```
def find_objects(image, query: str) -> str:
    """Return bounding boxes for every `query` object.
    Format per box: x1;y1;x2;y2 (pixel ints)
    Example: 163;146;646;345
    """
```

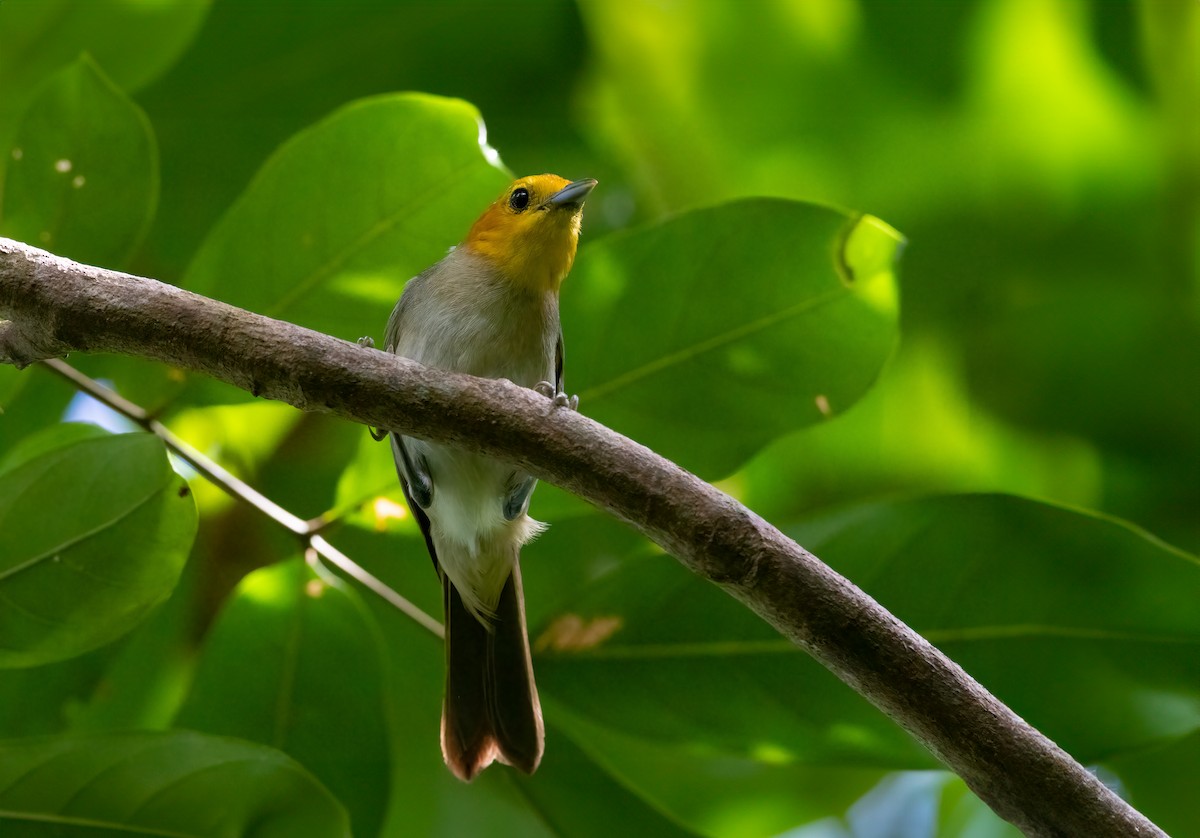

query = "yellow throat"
464;174;596;294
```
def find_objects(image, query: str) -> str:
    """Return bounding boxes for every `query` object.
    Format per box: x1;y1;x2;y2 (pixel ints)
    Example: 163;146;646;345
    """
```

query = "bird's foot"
535;380;579;411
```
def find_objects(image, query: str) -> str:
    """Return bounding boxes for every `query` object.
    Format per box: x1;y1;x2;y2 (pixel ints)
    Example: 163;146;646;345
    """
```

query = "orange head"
464;174;597;293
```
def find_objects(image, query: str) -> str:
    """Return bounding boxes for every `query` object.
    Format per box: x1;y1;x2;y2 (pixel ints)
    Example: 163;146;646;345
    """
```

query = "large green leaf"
0;421;110;476
799;494;1200;761
0;730;349;837
0;55;158;267
0;431;196;667
536;494;1198;770
177;559;390;838
0;0;207;164
544;702;885;837
183;93;510;343
133;1;587;280
536;552;931;769
564;201;901;478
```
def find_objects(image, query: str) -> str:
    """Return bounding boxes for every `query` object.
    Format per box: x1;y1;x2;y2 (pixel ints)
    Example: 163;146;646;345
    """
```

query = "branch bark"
0;238;1163;837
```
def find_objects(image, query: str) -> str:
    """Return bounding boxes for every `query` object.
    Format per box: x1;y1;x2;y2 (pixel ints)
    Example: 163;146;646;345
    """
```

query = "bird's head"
464;174;597;293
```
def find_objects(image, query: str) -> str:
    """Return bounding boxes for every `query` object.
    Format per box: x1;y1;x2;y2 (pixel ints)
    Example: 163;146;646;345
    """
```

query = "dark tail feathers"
441;564;543;781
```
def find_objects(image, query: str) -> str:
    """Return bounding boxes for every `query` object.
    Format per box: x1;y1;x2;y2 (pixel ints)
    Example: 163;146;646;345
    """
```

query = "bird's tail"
441;562;543;781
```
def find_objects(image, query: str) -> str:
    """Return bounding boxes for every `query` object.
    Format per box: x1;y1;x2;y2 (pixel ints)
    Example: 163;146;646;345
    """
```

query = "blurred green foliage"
0;1;1196;836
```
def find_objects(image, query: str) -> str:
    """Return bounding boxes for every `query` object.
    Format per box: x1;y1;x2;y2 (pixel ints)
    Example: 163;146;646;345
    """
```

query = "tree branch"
0;238;1163;837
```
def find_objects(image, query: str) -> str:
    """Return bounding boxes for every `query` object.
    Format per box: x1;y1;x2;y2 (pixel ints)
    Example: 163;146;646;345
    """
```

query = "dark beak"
545;178;597;210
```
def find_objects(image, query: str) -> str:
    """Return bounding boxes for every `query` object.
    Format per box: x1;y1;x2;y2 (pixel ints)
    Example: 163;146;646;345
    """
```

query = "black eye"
509;187;530;212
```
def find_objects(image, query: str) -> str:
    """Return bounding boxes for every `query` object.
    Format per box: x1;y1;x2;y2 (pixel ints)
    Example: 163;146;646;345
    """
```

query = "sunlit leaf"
184;93;509;343
0;55;158;267
0;432;196;667
0;421;109;476
566;201;901;478
0;730;349;837
178;559;390;838
330;426;407;528
133;1;586;278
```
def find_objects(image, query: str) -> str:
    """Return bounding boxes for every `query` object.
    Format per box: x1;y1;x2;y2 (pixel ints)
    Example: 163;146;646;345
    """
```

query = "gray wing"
383;277;434;508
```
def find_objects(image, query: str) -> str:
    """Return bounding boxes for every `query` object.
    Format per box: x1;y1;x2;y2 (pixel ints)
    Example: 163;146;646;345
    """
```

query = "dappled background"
0;1;1196;837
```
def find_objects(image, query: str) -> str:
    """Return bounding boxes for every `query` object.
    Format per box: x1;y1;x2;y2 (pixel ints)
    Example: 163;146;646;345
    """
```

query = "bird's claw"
535;380;579;411
357;336;376;349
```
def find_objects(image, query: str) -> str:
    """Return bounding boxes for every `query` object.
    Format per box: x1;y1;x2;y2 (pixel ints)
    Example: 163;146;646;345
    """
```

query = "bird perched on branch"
374;174;596;780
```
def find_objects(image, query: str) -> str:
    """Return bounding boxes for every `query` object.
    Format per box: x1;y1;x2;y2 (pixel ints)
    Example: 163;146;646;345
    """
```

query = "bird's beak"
545;178;597;210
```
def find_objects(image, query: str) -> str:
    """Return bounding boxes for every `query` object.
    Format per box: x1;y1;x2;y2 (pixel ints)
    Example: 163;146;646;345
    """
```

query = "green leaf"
178;559;390;838
330;425;407;527
937;775;1024;838
737;338;1105;524
0;730;349;837
794;494;1200;762
0;432;196;667
544;703;885;837
184;93;510;343
0;421;110;476
536;552;930;768
515;722;703;838
0;0;208;164
0;366;26;413
537;494;1198;770
1107;728;1200;838
0;55;158;267
0;647;115;738
566;201;901;478
131;1;585;279
0;0;210;100
0;369;77;464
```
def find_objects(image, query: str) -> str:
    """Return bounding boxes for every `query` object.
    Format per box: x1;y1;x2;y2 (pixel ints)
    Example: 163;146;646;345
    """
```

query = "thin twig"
311;535;443;637
38;358;443;639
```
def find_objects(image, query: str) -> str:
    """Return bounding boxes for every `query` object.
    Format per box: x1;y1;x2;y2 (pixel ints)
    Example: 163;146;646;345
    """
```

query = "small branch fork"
0;238;1165;837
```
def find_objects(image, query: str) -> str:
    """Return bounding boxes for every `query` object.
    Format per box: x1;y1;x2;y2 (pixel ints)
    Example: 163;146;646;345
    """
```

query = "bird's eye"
509;187;530;212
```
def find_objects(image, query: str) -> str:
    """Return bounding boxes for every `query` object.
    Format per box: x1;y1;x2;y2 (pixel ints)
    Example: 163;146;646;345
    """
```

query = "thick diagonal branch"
0;238;1163;837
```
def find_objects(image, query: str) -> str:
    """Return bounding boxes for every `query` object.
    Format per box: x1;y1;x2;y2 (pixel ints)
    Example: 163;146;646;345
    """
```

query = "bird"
377;174;596;781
